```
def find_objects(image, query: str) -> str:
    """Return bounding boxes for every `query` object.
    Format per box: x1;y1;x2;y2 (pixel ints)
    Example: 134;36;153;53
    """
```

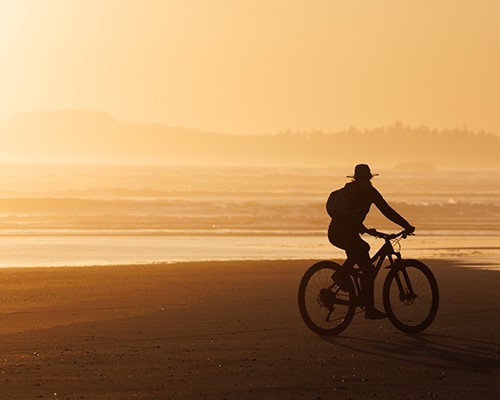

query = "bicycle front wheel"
298;261;356;336
383;259;439;333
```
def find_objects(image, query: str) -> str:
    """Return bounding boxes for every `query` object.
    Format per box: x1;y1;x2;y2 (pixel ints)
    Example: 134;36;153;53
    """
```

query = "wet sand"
0;260;498;399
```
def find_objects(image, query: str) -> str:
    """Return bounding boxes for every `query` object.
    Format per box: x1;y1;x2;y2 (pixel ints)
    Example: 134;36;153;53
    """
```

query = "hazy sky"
0;0;499;134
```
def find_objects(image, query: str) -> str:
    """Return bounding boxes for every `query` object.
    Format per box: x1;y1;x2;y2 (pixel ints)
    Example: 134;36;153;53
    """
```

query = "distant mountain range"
0;110;498;168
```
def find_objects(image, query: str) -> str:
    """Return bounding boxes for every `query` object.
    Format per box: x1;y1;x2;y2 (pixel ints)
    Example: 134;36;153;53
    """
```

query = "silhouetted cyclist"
328;164;415;320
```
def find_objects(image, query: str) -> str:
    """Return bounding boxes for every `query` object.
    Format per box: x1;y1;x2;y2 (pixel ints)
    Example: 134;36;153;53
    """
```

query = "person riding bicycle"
328;164;415;320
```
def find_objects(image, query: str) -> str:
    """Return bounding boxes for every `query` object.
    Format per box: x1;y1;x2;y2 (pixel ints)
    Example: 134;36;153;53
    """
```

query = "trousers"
328;223;375;310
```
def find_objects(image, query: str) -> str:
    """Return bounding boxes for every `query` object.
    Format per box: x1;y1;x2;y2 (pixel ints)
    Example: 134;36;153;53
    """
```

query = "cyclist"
328;164;415;320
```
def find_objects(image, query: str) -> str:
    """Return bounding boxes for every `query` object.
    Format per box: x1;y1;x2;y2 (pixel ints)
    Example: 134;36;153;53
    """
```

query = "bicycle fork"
392;260;418;303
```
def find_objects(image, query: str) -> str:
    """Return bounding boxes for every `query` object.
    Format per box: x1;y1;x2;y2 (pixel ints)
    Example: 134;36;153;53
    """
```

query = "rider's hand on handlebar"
365;228;378;237
404;225;416;235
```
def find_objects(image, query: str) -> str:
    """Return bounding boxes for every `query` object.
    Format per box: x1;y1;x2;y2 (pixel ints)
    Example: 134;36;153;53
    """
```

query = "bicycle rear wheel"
383;259;439;333
298;261;356;336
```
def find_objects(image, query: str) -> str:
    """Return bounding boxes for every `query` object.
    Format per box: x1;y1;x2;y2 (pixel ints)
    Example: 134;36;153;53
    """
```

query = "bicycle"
298;230;439;335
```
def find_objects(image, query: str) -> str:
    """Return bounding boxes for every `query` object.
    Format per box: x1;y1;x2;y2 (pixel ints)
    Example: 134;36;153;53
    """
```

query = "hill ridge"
0;110;498;168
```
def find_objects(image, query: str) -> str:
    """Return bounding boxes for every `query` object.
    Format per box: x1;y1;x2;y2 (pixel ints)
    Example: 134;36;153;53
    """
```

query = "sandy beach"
0;260;498;399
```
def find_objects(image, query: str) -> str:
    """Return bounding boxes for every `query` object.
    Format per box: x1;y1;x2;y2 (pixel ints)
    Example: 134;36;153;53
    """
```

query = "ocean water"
0;164;498;268
0;233;499;269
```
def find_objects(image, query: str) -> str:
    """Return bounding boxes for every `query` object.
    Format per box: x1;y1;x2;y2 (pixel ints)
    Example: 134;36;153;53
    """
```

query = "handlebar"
367;229;414;240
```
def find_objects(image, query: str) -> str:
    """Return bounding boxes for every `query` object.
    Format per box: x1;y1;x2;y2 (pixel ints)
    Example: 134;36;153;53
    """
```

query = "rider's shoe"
364;307;387;320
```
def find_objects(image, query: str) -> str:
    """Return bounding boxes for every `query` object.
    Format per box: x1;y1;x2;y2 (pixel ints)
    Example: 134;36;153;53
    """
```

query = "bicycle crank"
318;288;337;321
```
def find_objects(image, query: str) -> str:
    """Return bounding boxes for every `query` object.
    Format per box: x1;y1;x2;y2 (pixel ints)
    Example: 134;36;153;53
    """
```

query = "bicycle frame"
340;232;412;302
370;237;401;276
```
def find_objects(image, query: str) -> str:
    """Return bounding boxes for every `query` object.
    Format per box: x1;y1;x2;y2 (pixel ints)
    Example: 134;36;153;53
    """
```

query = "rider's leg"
328;223;385;319
346;236;386;320
345;238;373;306
353;247;374;307
329;226;370;294
327;224;353;289
331;260;353;290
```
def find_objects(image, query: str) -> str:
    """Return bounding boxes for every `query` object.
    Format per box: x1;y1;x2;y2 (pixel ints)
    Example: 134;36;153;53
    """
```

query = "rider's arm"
372;188;412;229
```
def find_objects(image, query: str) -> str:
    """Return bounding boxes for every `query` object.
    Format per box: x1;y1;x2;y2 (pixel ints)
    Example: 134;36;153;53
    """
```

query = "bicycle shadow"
320;331;500;372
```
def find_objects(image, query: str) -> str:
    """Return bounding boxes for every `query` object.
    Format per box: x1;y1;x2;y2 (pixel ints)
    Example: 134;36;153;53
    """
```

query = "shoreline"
0;259;498;399
0;256;499;271
0;233;500;269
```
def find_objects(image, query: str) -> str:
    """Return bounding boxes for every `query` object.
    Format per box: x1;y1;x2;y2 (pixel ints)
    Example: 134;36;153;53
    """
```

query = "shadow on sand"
321;332;499;372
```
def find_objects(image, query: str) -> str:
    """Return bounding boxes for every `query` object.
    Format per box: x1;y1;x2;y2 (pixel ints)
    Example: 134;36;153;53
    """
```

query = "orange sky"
0;0;499;135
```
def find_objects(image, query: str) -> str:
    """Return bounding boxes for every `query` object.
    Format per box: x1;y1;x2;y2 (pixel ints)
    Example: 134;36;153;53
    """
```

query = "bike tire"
383;259;439;333
298;261;356;336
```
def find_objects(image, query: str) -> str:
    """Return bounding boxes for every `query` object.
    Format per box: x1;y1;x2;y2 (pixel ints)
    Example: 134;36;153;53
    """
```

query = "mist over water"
0;164;498;268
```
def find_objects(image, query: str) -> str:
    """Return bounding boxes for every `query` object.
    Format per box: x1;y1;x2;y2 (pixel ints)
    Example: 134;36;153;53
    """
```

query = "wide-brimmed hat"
346;164;379;180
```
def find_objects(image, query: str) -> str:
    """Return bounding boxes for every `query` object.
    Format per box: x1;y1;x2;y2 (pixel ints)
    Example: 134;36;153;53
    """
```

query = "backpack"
326;186;352;219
